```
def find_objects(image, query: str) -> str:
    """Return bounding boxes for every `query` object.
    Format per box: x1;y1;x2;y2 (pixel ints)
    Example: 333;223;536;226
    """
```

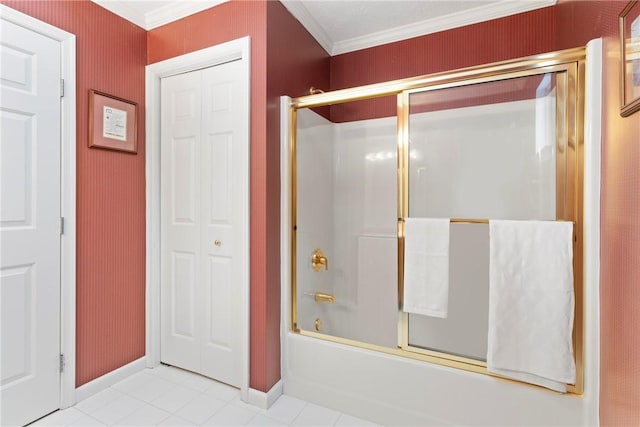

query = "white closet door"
161;71;202;372
160;59;243;387
0;19;61;426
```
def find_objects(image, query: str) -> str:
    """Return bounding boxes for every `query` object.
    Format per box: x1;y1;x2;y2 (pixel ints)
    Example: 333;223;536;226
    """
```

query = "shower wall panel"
296;109;398;345
332;116;398;348
295;110;335;333
409;95;557;221
408;223;489;360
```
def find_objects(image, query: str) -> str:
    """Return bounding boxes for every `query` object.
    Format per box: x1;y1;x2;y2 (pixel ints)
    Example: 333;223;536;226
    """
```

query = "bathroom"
1;1;638;425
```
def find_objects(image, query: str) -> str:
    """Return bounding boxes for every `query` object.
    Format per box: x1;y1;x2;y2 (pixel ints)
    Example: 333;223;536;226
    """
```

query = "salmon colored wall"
148;0;271;392
556;1;640;425
329;7;557;122
265;0;330;389
0;0;147;386
148;0;330;392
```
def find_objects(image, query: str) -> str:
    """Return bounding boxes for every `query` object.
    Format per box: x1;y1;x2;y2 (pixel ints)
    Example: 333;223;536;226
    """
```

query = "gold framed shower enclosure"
289;47;586;394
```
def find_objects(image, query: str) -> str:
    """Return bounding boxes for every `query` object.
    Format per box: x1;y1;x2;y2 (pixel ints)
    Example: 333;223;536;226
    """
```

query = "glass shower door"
403;71;570;361
293;97;399;349
289;48;585;393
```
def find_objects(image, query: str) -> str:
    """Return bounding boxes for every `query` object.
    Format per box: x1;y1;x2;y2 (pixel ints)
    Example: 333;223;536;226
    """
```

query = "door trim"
145;37;251;400
0;4;77;409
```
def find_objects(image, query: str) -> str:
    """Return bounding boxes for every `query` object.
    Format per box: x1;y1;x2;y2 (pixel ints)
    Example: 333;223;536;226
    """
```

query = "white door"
160;60;243;387
1;19;62;426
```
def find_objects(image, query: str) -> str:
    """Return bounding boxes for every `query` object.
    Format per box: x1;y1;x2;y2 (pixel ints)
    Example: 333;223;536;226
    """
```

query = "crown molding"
92;0;146;28
331;0;557;55
145;0;227;30
92;0;556;54
332;0;557;56
91;0;228;30
280;0;333;56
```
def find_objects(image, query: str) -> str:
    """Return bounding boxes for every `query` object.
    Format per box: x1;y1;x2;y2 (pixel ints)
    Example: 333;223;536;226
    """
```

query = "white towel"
403;218;450;318
487;220;576;392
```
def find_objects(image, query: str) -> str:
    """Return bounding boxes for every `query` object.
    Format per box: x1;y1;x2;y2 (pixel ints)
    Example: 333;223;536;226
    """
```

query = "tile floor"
32;365;378;427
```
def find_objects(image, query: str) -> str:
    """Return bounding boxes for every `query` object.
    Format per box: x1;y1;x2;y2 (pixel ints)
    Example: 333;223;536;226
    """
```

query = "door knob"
214;240;222;247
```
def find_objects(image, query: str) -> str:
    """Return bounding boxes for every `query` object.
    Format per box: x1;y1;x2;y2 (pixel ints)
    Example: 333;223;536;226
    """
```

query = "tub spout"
303;291;335;303
314;292;335;303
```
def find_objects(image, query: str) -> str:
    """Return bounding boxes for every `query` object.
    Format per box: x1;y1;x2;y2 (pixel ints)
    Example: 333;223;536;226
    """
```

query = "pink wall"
0;0;147;386
556;1;640;425
329;7;556;122
330;7;557;90
265;0;331;389
148;0;330;392
148;0;271;392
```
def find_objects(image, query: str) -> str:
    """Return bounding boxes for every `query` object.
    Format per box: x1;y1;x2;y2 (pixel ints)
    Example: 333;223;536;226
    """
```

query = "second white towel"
487;220;576;393
403;218;450;318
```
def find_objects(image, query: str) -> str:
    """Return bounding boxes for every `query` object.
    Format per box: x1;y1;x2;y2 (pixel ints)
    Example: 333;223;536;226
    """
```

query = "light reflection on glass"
365;149;419;162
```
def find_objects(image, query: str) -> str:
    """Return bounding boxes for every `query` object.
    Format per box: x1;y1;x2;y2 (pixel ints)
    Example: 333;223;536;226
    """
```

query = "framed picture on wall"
89;90;138;153
620;0;640;116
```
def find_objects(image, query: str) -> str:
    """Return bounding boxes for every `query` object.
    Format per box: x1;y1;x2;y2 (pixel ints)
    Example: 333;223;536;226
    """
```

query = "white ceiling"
91;0;556;55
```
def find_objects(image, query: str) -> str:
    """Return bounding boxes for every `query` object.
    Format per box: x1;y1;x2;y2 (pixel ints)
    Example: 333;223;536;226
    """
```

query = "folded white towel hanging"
487;220;576;393
403;218;450;318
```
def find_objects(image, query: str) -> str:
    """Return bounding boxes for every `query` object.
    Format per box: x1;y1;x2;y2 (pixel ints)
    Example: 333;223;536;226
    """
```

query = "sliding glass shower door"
403;72;567;362
290;48;585;393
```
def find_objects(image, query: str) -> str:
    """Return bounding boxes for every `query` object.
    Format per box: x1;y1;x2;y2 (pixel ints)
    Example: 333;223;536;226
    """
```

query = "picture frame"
89;89;138;153
620;0;640;117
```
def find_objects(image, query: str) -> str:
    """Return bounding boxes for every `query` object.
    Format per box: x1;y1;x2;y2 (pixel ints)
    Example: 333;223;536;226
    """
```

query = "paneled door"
0;18;62;426
160;60;243;387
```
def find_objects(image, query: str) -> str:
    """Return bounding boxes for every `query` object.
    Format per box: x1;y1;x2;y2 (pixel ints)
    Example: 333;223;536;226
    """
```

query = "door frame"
145;36;251;399
0;4;77;409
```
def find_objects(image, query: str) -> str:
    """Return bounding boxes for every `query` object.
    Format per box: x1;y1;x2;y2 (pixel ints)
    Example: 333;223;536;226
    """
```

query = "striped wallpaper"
0;0;148;386
329;6;557;122
556;1;640;425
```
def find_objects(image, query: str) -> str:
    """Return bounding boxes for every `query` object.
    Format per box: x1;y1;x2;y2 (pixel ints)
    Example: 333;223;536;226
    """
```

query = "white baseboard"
247;380;283;410
75;357;147;402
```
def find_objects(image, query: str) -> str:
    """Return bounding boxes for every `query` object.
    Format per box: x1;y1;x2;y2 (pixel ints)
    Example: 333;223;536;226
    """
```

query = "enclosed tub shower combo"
282;45;601;425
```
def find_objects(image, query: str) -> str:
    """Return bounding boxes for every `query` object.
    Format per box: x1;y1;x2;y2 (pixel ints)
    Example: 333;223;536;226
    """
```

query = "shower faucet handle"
311;248;328;272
